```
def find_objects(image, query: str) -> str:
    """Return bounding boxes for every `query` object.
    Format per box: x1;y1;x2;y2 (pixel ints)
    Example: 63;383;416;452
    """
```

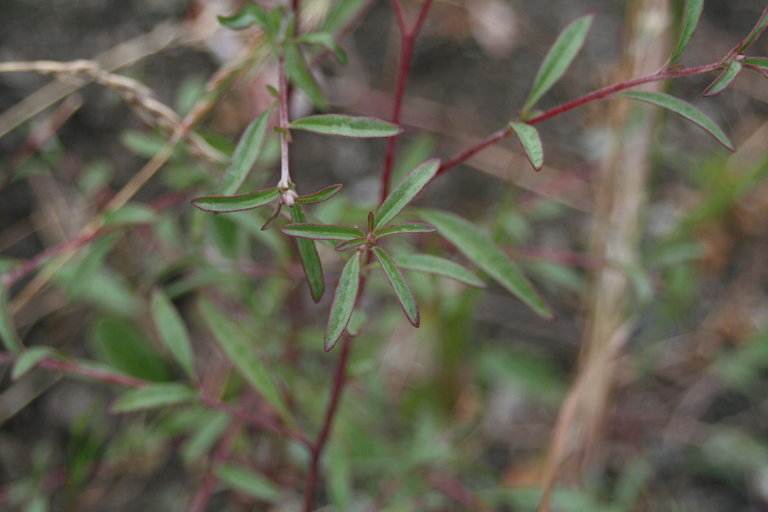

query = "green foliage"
325;252;361;351
669;0;704;63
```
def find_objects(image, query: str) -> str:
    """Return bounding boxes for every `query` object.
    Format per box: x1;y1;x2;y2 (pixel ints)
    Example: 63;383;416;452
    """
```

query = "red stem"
436;62;724;177
379;0;434;204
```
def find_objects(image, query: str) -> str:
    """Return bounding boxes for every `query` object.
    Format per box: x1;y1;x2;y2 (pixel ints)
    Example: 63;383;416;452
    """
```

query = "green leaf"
296;184;343;204
182;411;230;464
395;253;486;288
523;15;593;112
218;4;269;30
284;43;327;108
281;223;365;241
744;57;768;68
216;463;282;502
420;209;553;318
0;286;22;354
509;122;544;171
291;205;325;302
620;91;734;150
191;187;281;213
111;383;197;413
669;0;703;63
150;289;197;381
736;7;768;53
12;347;55;381
297;32;348;65
375;159;440;230
325;252;361;351
290;115;401;138
221;109;272;195
372;247;419;327
93;318;169;381
703;60;742;97
103;203;157;226
199;298;293;424
373;223;436;240
334;238;367;251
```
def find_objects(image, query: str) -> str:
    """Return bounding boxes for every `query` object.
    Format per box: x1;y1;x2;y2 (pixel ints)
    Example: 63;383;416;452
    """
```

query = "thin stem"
277;57;292;190
436;62;724;177
379;0;434;204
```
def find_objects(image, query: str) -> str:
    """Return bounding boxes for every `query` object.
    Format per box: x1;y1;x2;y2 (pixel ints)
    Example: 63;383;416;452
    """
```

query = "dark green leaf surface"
523;15;593;112
290;115;401;138
372;247;419;326
325;252;361;351
216;463;282;502
192;188;280;213
703;60;742;96
282;223;365;241
396;253;485;288
374;223;436;240
420;209;553;319
218;4;269;30
0;286;21;354
112;383;197;413
736;7;768;52
150;289;197;380
12;347;55;381
291;205;325;302
669;0;703;63
94;318;169;381
199;298;293;424
375;159;440;230
509;122;544;171
297;32;348;65
744;57;768;68
284;43;327;108
221;109;271;195
335;238;367;251
620;91;734;150
296;184;343;204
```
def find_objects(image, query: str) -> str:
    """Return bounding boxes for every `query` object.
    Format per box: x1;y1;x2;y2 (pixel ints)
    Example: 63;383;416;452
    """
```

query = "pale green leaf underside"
290;115;401;138
420;209;553;319
150;289;197;380
375;159;440;230
395;253;485;288
703;60;742;97
192;188;280;212
509;121;544;170
523;14;593;112
12;347;55;381
222;108;271;195
112;383;197;413
620;91;734;150
325;252;361;351
372;247;419;326
669;0;703;63
199;298;293;424
291;205;325;302
282;223;365;241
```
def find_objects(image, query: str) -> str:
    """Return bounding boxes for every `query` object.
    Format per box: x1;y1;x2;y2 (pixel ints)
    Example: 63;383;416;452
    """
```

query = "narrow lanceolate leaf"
335;238;367;251
523;15;593;112
736;7;768;53
291;205;324;302
218;3;269;29
282;223;365;241
420;209;553;319
192;188;280;213
284;43;327;108
372;247;419;327
290;115;401;138
199;298;293;424
620;91;734;150
0;286;21;354
150;289;197;380
221;109;272;195
12;347;55;381
669;0;703;63
396;253;486;288
296;184;343;204
373;223;436;240
325;252;361;351
703;60;742;97
111;383;197;413
509;122;544;171
744;57;768;69
216;463;282;502
375;159;440;230
297;32;348;65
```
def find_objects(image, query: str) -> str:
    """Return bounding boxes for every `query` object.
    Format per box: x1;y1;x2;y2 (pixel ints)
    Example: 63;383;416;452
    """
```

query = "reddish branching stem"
379;0;434;204
436;62;724;177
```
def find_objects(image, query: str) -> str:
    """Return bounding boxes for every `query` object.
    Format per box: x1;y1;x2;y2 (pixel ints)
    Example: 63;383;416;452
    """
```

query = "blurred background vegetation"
1;0;767;511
